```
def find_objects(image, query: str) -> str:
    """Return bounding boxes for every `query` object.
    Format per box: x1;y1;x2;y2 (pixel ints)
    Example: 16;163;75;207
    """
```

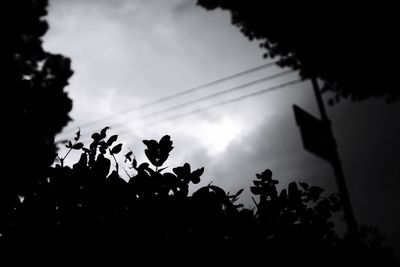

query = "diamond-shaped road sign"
293;104;334;161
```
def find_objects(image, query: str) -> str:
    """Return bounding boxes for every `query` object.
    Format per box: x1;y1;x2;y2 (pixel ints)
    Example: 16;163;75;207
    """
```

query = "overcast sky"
44;0;400;255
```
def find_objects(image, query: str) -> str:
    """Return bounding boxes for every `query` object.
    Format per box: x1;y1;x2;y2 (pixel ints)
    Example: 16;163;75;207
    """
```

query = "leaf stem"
61;140;78;166
108;147;119;173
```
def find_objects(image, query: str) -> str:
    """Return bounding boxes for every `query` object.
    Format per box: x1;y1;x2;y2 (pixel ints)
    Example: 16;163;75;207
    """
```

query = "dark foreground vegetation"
2;0;398;265
1;129;397;265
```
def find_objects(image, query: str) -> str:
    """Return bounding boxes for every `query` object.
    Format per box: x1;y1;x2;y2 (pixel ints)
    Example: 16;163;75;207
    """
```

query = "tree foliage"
1;0;73;241
1;0;73;234
0;130;396;265
196;1;399;104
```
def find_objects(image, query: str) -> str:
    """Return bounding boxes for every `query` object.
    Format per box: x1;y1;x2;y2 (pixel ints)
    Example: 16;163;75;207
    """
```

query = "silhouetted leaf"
132;158;137;169
90;141;98;151
250;186;262;195
253;180;262;186
158;153;169;167
183;163;191;173
191;175;201;184
192;167;204;177
124;151;133;162
143;139;158;151
100;126;110;139
299;182;309;191
190;167;204;184
91;132;101;141
82;147;90;153
66;140;72;148
99;146;106;154
99;141;108;154
159;135;171;145
260;169;273;182
233;188;244;199
159;135;174;153
72;142;84;150
137;162;149;172
107;135;118;146
145;149;158;166
111;143;122;154
74;129;81;141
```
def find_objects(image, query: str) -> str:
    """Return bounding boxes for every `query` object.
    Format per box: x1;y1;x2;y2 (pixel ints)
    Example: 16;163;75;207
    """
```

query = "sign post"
293;78;358;234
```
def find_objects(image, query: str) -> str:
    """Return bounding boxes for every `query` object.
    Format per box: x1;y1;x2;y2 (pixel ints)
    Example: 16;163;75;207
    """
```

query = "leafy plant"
0;129;396;265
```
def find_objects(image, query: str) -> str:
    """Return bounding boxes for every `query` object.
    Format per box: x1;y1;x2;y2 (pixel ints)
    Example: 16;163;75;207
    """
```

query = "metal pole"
311;77;358;234
311;77;329;122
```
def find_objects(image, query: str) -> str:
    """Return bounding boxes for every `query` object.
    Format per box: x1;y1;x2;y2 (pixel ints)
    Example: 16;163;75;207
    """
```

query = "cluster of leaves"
251;169;340;236
196;0;399;104
1;129;220;256
0;130;397;264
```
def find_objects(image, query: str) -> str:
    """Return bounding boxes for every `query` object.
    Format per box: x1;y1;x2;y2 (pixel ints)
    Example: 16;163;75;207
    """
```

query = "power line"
113;79;303;137
103;70;294;132
62;61;279;133
58;78;302;145
58;69;294;142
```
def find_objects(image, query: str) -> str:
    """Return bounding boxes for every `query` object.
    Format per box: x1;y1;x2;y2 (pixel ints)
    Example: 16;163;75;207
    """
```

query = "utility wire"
112;79;303;138
57;69;293;142
103;69;294;132
59;78;302;145
62;61;279;133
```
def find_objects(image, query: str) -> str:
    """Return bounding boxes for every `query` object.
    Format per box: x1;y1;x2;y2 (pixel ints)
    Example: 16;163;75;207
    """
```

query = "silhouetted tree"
1;0;73;235
196;1;399;104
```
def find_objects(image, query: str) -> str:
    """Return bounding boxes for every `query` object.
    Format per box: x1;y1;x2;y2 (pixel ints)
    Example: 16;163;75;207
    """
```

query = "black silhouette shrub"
0;128;397;265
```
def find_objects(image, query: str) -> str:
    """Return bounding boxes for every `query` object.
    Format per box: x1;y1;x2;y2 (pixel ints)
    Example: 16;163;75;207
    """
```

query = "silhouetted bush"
0;129;397;265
